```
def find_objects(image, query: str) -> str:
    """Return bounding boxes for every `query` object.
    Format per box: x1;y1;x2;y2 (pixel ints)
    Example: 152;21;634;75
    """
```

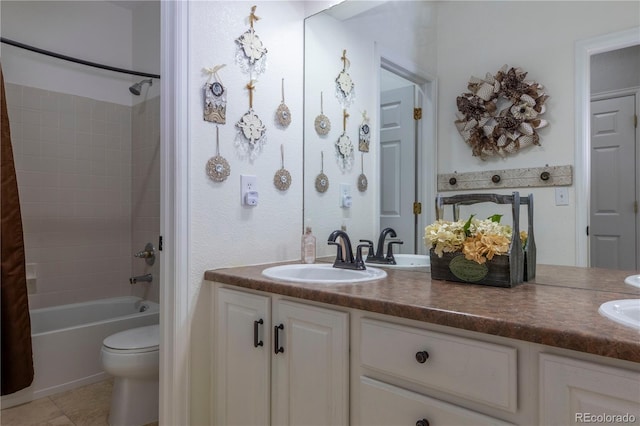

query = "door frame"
376;46;437;255
574;27;640;267
160;1;190;425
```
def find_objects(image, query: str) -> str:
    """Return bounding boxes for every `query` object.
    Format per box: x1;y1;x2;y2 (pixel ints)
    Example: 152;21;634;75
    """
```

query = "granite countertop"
204;263;640;363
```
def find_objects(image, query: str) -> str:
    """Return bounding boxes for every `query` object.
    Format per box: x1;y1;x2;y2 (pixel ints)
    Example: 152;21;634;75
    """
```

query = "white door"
380;85;416;252
214;288;271;426
271;300;349;426
590;95;637;270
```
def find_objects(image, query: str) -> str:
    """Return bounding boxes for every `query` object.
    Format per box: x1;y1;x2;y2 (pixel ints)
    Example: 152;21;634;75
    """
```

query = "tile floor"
0;379;159;426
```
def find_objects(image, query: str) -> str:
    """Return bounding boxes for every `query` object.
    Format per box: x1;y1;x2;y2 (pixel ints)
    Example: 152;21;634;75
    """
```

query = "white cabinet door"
214;287;271;426
272;299;349;426
540;353;640;425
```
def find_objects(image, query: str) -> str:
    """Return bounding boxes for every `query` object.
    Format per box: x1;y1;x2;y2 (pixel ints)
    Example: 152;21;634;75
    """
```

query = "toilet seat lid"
103;324;159;351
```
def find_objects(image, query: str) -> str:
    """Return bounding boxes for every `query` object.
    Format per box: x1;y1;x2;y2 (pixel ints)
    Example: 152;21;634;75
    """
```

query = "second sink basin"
366;254;430;270
598;299;640;330
262;263;387;284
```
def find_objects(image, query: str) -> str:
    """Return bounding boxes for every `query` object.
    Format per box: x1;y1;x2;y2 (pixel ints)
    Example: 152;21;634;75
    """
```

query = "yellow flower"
461;233;510;264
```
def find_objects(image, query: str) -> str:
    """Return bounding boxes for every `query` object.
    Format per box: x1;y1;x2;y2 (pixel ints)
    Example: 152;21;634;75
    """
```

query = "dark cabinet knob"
416;419;430;426
540;171;550;181
449;177;457;185
491;174;501;183
415;350;430;363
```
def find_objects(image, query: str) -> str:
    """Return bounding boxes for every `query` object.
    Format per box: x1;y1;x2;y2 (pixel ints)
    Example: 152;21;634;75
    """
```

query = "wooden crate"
429;249;520;288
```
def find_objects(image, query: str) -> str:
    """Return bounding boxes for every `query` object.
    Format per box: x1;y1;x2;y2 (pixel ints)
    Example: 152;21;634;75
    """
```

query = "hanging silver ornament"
274;144;292;191
206;126;231;182
314;91;331;136
315;151;329;193
275;78;291;128
357;153;368;192
235;6;267;76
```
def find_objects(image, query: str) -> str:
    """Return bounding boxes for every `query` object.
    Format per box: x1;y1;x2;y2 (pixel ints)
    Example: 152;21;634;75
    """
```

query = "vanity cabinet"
356;318;518;425
213;286;349;426
539;353;640;425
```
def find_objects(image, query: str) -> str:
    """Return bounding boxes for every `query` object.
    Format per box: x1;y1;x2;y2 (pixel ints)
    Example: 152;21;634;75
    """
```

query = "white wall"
1;1;141;106
187;2;306;423
436;1;640;266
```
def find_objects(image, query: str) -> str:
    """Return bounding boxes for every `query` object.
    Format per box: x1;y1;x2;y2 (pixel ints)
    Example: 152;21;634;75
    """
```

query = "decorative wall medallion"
357;153;368;192
235;6;267;75
273;145;291;191
455;64;549;158
314;91;331;136
236;80;267;161
275;78;291;128
206;126;231;182
358;110;370;152
315;151;329;193
203;65;227;124
335;109;354;171
335;49;355;108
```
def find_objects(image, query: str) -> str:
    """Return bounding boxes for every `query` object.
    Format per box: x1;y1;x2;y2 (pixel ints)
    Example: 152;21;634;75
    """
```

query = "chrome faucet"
364;227;403;264
327;230;368;270
129;273;153;285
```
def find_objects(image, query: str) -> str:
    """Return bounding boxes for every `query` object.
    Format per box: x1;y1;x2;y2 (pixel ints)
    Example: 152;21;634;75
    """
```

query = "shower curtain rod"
1;37;161;79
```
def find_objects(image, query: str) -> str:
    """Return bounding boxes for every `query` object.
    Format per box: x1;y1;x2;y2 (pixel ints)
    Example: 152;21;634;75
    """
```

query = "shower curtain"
1;64;34;395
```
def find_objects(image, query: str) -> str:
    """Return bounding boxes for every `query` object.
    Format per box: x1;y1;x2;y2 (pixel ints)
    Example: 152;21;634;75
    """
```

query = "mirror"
304;1;437;258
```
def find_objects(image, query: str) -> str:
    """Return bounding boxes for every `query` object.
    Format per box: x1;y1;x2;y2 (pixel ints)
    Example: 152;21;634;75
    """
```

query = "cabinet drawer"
359;376;514;426
360;318;517;412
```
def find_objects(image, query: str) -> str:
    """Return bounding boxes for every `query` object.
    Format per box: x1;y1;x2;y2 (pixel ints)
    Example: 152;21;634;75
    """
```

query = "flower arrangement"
425;215;527;265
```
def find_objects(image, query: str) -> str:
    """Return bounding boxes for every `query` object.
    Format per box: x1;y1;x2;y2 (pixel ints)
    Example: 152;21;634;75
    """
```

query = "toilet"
101;324;159;426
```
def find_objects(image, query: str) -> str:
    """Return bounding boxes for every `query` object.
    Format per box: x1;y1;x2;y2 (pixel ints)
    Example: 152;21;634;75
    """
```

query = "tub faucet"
129;273;153;285
327;230;367;270
365;227;403;264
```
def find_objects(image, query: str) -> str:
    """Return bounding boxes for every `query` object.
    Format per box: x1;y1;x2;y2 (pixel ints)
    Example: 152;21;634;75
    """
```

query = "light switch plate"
555;187;569;206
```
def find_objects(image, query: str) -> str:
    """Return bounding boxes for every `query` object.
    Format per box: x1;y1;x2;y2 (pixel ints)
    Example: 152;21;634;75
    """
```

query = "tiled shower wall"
5;83;160;309
130;96;160;304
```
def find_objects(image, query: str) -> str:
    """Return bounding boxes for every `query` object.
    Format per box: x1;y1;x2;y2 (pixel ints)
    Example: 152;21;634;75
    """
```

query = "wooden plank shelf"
437;165;572;192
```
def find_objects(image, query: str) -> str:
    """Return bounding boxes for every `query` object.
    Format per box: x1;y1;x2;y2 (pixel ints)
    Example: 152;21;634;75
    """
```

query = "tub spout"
130;274;152;284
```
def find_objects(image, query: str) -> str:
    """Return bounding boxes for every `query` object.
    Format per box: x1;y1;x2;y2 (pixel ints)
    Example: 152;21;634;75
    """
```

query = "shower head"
129;78;153;95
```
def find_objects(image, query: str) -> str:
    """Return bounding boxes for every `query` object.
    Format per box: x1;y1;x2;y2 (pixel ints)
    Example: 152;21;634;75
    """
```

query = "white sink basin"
598;299;640;330
624;274;640;289
366;254;430;270
262;263;387;284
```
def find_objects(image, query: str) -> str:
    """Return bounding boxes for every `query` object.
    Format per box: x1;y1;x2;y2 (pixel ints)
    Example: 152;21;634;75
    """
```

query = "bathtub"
1;296;159;409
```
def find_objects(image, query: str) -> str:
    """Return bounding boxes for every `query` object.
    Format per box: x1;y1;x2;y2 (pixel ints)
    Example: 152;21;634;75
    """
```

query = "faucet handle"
355;243;370;270
359;239;375;260
386;240;404;263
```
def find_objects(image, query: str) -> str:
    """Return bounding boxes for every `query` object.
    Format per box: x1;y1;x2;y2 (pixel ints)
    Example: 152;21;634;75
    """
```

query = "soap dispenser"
301;224;316;264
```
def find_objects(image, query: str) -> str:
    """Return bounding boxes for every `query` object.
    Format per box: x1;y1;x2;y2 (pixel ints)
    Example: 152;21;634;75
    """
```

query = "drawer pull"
274;324;284;354
253;319;264;347
416;419;430;426
415;350;430;363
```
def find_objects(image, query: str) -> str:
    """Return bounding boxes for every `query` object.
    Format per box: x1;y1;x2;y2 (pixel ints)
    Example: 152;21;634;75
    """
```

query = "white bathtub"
1;296;159;409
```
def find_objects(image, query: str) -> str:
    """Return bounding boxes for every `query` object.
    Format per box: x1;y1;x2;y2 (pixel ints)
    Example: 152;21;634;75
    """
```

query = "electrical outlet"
241;175;258;206
555;187;569;206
